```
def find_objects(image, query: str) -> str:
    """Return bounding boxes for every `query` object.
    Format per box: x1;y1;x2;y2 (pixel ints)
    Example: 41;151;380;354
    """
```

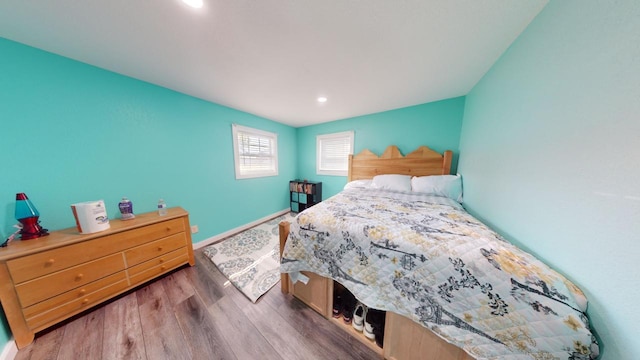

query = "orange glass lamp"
15;193;49;240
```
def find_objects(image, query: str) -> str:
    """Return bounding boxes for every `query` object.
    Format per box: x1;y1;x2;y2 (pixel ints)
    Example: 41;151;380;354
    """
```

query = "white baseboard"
0;339;17;360
192;208;290;250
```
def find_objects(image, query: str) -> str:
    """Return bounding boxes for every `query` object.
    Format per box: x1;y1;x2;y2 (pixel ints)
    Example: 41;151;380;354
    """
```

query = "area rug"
203;212;296;303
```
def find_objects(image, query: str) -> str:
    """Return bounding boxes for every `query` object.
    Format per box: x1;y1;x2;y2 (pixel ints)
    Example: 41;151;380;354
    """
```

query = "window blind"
233;124;278;179
317;131;354;176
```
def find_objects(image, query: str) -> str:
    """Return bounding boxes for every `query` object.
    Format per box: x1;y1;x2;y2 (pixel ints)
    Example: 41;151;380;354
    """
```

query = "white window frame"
316;131;354;176
232;124;278;179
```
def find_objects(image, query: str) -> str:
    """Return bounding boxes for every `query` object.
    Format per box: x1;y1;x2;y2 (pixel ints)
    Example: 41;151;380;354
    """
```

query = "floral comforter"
280;188;599;360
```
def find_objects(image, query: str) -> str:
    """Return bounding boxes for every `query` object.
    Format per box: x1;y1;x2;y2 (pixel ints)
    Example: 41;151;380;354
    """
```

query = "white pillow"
343;180;373;190
411;175;463;203
371;174;412;192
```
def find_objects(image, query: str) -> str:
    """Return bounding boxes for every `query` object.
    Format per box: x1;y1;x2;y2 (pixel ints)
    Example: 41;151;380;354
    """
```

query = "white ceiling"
0;0;548;127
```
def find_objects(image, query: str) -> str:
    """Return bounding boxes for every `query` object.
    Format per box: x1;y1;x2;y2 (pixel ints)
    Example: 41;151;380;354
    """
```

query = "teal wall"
458;1;639;359
0;38;297;346
296;97;465;197
4;2;636;357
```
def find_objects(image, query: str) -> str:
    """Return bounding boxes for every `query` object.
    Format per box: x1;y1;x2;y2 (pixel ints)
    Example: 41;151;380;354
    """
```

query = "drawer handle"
160;266;166;271
45;259;55;266
157;246;163;252
165;227;171;232
159;258;165;263
79;289;87;296
75;273;84;281
82;298;89;305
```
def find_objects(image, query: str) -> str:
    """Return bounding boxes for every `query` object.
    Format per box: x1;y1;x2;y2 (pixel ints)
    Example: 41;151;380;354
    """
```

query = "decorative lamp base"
18;217;49;240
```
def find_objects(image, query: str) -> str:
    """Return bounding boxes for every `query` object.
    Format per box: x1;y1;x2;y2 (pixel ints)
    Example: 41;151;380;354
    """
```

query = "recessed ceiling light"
182;0;203;8
317;97;328;103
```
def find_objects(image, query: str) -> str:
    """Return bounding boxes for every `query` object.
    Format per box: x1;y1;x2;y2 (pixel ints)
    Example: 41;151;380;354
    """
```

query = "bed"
279;145;599;360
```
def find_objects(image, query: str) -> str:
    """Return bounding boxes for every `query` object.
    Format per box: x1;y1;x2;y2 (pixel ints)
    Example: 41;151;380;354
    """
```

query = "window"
232;124;278;179
316;131;354;176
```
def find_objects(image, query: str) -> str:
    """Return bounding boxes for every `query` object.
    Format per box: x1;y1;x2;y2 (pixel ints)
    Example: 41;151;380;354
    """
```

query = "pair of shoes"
363;309;377;340
332;293;342;318
332;288;357;324
364;308;386;347
341;291;357;324
374;312;386;348
352;302;367;332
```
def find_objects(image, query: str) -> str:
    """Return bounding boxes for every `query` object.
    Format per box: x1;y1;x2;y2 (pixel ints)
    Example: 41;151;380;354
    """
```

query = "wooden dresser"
0;207;195;349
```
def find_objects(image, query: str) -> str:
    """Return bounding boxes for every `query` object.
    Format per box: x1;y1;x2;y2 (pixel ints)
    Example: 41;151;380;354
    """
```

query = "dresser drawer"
112;217;186;249
128;249;189;287
15;253;125;308
22;271;127;319
7;218;185;284
124;233;187;267
25;278;130;331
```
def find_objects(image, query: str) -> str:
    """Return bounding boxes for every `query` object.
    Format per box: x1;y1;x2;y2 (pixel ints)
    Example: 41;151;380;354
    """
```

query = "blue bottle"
119;197;135;220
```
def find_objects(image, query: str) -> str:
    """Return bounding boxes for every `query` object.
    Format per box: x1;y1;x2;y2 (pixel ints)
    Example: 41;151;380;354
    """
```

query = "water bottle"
158;199;167;216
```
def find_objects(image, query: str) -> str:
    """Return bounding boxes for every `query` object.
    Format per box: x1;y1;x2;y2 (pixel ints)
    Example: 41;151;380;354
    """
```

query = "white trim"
0;339;17;360
192;208;290;249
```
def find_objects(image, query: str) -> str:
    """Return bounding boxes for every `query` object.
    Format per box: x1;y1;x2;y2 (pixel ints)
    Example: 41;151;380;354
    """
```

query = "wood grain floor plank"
207;295;282;360
102;292;146;360
161;270;196;308
181;252;227;307
13;326;64;360
200;262;317;360
56;307;104;360
193;251;380;360
238;289;346;360
174;295;237;360
262;289;382;360
136;281;192;360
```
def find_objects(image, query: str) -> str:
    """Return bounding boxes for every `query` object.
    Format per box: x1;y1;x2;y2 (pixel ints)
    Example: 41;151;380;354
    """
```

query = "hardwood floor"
14;250;381;360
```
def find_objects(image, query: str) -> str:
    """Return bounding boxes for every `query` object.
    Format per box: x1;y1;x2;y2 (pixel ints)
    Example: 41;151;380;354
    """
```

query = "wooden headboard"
347;145;453;182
